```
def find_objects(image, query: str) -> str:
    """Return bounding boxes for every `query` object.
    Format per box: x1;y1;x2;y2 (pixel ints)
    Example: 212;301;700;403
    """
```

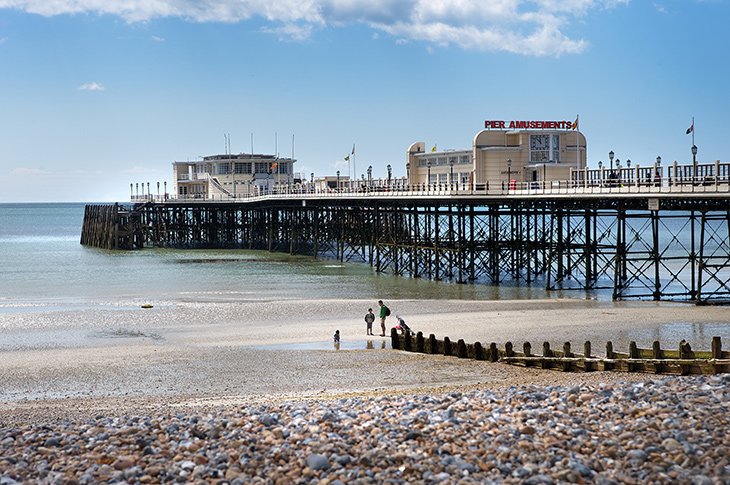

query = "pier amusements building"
173;153;296;199
407;119;587;187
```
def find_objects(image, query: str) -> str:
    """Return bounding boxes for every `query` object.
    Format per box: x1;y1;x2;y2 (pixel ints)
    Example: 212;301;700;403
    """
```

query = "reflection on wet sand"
364;340;387;350
259;339;391;351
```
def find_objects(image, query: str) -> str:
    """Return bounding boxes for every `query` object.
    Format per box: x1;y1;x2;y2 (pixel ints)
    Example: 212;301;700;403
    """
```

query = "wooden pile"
390;328;730;375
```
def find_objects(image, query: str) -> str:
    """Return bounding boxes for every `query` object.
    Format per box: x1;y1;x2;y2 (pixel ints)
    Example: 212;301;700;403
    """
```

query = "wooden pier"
80;189;730;303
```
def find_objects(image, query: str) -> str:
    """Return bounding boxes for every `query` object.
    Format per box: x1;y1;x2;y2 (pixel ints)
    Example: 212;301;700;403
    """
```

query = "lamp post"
336;170;340;191
598;161;603;186
656;156;662;187
387;164;392;187
427;160;432;188
136;183;139;198
691;144;698;181
449;159;454;189
157;181;160;200
147;182;150;199
164;181;167;200
609;150;614;173
130;183;133;199
405;162;410;189
507;159;512;190
367;165;372;188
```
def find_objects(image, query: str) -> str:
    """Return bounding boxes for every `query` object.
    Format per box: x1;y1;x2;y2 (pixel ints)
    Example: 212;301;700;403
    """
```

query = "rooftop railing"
131;161;730;203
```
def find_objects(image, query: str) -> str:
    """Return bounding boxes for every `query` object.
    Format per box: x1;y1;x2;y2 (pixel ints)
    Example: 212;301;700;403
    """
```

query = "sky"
0;0;728;202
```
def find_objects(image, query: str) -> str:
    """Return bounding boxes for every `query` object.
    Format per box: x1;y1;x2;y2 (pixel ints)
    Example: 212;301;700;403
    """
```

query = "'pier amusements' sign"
485;119;578;130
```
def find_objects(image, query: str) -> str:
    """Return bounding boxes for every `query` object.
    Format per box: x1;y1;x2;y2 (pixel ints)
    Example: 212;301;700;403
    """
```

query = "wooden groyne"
390;329;730;375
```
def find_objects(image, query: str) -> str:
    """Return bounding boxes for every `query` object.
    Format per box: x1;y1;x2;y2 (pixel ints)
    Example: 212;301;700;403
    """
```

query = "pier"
81;178;730;304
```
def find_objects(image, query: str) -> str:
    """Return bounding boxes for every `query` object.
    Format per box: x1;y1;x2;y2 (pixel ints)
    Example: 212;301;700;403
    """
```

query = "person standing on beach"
364;308;376;336
378;300;390;337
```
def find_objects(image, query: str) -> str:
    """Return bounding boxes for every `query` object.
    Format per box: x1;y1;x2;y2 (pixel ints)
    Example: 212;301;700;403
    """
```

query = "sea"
0;203;550;312
1;203;729;354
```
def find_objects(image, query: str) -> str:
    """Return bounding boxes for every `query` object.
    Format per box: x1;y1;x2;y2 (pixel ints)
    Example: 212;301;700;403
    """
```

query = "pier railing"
131;171;730;203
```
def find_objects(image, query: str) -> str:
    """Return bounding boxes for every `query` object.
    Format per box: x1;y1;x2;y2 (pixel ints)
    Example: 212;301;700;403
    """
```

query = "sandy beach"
2;297;730;421
3;297;730;483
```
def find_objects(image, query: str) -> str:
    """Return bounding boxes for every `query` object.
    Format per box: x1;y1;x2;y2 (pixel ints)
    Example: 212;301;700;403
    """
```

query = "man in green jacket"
378;300;390;337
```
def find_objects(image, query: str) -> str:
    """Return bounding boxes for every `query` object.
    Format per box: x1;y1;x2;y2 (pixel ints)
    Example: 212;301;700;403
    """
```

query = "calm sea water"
0;203;550;311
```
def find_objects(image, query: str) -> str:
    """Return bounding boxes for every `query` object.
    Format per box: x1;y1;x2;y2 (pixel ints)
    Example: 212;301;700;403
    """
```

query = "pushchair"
395;315;412;335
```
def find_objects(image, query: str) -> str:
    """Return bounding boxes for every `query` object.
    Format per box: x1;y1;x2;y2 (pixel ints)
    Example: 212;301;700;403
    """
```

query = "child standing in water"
333;329;341;343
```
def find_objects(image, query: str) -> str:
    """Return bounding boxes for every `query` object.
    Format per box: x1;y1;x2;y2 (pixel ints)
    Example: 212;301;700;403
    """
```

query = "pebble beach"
2;375;729;484
3;298;730;483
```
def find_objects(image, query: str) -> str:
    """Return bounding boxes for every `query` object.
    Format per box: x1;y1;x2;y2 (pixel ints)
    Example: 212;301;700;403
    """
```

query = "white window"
530;134;560;163
235;163;252;174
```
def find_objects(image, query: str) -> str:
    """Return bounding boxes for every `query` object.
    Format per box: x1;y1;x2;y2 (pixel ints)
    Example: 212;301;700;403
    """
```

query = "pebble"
1;375;729;483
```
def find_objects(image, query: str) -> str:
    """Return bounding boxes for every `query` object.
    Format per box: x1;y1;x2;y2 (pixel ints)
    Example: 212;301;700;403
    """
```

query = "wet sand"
2;297;729;423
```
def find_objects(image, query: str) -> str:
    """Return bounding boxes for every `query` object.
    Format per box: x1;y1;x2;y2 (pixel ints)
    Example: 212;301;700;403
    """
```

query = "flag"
572;114;579;130
271;162;278;170
344;154;350;161
431;145;437;152
686;121;694;134
351;144;355;155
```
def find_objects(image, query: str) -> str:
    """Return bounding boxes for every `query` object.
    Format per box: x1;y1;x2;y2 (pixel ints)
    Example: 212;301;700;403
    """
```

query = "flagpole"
574;114;579;188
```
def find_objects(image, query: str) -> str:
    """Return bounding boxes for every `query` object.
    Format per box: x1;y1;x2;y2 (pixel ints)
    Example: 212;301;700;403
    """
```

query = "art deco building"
173;153;296;198
407;119;587;187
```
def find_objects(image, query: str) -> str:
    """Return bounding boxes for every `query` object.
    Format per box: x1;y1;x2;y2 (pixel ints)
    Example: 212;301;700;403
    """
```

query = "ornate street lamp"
336;170;340;191
449;159;454;188
130;183;133;199
387;164;392;186
157;181;160;199
367;165;372;187
692;144;698;180
609;150;615;173
427;160;432;187
164;181;167;200
507;159;512;185
406;162;410;186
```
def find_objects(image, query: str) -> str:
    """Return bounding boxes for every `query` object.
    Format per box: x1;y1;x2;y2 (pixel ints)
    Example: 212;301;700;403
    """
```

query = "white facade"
173;153;297;198
407;121;587;187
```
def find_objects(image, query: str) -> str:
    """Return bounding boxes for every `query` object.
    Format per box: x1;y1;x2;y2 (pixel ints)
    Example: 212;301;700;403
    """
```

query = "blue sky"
0;0;728;202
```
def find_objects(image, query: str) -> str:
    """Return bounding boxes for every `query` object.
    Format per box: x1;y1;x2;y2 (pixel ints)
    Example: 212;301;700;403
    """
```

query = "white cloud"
78;82;105;91
9;167;52;175
261;23;313;42
151;35;165;42
122;166;163;174
0;0;630;56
